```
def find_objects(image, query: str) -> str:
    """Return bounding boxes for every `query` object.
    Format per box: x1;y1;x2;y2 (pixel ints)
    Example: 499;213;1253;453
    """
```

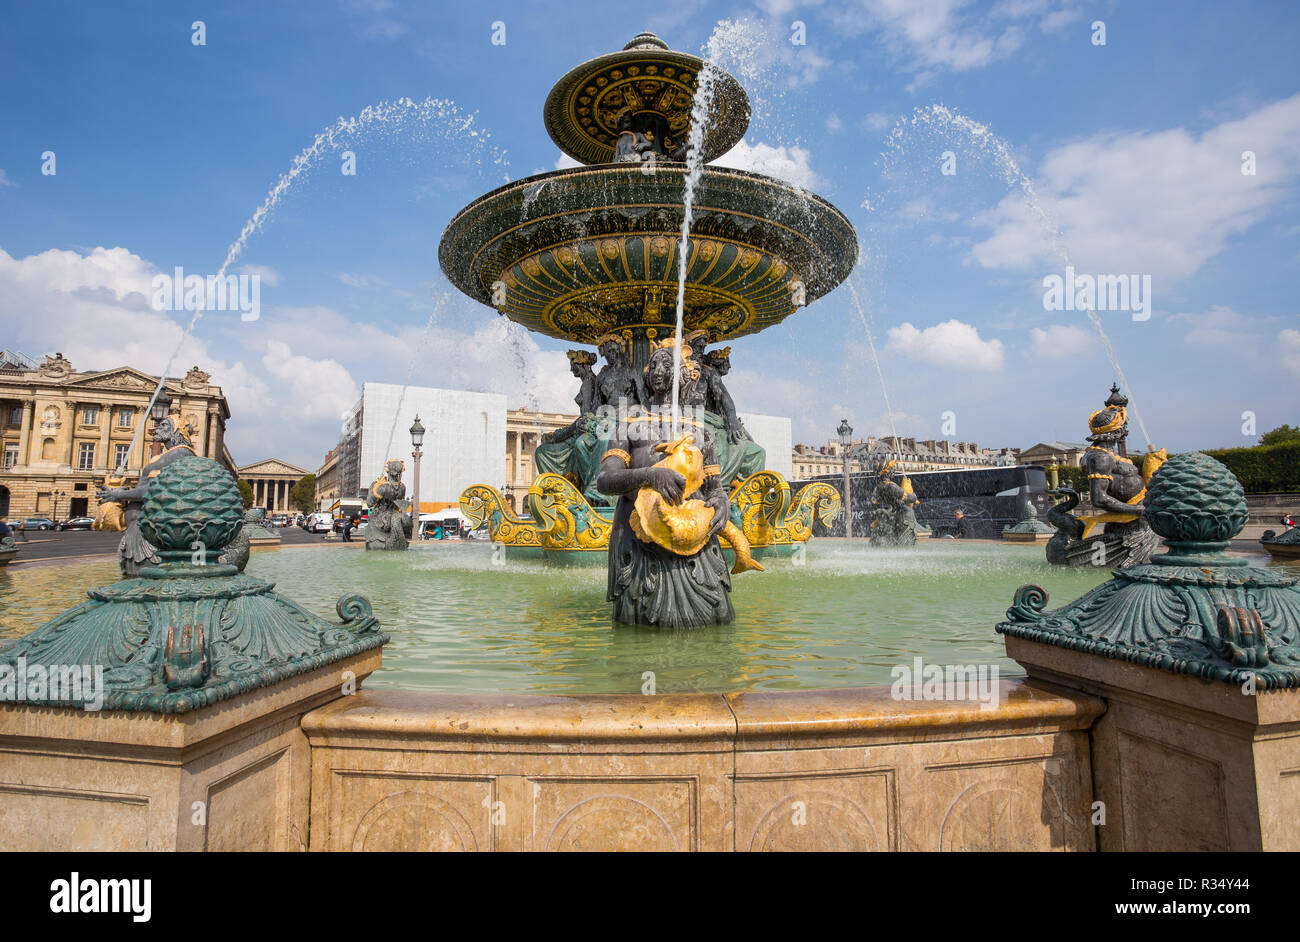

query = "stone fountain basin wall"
301;679;1102;851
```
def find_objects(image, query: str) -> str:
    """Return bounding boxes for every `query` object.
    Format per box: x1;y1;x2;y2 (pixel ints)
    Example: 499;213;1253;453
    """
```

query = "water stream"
880;104;1151;447
117;97;510;472
845;276;900;448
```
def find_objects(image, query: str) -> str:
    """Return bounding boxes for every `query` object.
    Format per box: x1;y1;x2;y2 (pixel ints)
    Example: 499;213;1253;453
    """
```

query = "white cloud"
0;169;14;188
886;319;1005;370
261;341;360;423
834;0;1029;72
754;0;823;15
1279;329;1300;375
238;263;279;287
0;245;156;301
860;112;893;135
971;94;1300;284
0;244;269;456
337;271;389;289
825;113;843;133
1169;305;1262;347
1029;323;1094;358
554;152;582;171
712;138;819;189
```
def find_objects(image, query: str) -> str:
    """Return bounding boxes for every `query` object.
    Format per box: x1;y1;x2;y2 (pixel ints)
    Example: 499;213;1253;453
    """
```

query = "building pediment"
238;458;308;477
64;367;170;393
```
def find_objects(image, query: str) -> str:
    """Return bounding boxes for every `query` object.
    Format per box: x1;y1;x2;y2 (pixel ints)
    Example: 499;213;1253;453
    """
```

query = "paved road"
5;524;330;562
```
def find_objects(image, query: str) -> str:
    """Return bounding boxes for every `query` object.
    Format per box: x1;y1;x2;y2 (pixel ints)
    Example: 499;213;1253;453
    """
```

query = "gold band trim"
703;464;721;476
601;448;631;466
1085;444;1135;466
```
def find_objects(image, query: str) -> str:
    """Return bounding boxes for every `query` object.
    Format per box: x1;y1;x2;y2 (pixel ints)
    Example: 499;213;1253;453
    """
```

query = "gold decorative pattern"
459;484;543;548
542;39;749;166
492;232;796;344
438;163;857;347
527;474;613;550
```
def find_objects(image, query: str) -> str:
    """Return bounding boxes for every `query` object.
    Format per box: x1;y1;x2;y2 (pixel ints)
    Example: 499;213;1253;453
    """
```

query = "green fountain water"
1;542;1120;695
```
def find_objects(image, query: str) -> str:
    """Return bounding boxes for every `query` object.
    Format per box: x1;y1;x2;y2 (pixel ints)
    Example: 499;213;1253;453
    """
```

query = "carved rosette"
999;452;1300;688
0;456;386;713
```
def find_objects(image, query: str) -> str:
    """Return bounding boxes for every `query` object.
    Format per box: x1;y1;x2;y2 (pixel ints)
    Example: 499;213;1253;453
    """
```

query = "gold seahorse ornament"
629;434;765;574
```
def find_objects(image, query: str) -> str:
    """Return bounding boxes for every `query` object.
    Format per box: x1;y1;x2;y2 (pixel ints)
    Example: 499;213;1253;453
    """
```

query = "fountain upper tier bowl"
438;162;859;344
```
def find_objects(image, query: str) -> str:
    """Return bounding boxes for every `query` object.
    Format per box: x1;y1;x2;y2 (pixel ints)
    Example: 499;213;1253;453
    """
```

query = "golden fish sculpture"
629;435;765;575
92;473;127;532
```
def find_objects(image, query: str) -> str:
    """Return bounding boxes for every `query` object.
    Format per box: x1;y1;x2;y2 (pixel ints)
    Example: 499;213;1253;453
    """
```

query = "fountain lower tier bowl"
438;163;858;344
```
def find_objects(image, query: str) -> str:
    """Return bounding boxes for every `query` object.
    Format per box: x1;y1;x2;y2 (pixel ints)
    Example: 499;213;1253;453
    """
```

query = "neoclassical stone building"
791;435;1018;480
314;447;340;509
0;351;233;520
237;458;310;514
505;409;573;513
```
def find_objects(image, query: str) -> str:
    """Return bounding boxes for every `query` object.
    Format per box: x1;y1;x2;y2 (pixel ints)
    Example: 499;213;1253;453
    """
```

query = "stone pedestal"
0;651;380;851
1006;637;1300;851
998;451;1300;851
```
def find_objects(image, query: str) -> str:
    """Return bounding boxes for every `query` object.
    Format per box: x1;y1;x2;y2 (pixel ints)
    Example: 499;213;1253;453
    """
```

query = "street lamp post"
52;489;67;526
410;415;425;542
837;418;853;539
149;397;171;459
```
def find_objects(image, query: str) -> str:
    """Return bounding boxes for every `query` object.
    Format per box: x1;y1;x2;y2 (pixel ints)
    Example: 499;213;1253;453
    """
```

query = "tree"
289;474;317;514
236;479;255;509
1260;424;1300;446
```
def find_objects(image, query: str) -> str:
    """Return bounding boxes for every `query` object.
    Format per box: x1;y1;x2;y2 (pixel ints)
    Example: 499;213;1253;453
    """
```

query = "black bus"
807;465;1053;540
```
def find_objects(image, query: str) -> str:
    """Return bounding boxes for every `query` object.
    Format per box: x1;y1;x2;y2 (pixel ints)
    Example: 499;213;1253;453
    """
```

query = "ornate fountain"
443;32;854;561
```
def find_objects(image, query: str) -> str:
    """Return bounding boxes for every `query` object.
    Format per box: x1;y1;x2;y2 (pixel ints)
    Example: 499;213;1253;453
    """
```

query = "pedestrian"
342;515;354;542
954;510;967;539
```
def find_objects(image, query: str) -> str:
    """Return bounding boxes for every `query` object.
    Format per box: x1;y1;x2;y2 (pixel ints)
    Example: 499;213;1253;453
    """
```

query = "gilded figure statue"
596;340;762;629
1046;384;1166;567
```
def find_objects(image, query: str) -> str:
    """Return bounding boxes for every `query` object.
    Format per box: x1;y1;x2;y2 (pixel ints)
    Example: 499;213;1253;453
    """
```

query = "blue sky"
2;0;1298;469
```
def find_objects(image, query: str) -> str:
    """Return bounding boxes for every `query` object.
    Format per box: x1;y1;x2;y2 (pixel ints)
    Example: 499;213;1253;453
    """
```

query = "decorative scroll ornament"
461;469;836;558
999;452;1300;689
0;455;386;713
527;474;613;550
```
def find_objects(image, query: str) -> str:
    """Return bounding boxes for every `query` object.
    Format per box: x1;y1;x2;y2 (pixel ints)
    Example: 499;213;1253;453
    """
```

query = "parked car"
22;517;55;531
306;512;334;534
58;517;95;530
271;514;288;527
